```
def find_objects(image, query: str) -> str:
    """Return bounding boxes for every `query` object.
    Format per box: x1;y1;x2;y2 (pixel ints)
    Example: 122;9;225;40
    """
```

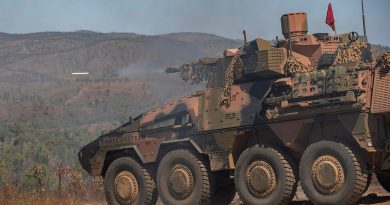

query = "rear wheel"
234;145;298;205
299;140;368;205
104;157;157;205
376;172;390;192
157;149;214;205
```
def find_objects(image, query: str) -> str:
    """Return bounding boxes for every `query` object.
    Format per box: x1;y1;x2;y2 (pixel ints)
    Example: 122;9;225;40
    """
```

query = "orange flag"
326;3;336;31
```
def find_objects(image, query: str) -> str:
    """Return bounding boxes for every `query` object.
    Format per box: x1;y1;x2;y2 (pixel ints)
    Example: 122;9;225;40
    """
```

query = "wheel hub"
114;171;139;204
168;164;194;200
246;160;276;197
312;155;345;194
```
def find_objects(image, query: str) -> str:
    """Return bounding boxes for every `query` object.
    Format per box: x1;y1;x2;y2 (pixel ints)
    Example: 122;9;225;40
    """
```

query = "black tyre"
104;157;157;205
376;172;390;193
234;145;298;205
299;140;368;205
157;149;214;205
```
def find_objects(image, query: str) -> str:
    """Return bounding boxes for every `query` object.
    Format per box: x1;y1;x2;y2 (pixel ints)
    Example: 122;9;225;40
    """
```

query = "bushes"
0;163;104;205
0;122;104;204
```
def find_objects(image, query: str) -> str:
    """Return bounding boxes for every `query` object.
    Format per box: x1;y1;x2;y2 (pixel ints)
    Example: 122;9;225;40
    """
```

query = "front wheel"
234;145;298;205
299;140;368;205
104;157;157;205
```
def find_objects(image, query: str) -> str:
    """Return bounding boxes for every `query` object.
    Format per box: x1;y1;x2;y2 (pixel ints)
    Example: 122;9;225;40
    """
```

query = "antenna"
361;0;367;37
243;30;247;45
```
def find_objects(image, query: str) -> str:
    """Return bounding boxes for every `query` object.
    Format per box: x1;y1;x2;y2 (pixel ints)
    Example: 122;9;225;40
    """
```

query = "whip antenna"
361;0;367;38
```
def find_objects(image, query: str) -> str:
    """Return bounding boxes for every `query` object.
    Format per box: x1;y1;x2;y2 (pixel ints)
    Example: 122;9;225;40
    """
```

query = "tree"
25;164;47;194
0;159;6;183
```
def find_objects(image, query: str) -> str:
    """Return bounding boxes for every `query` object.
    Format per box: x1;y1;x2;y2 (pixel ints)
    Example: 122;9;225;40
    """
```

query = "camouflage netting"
220;53;243;107
333;40;369;65
376;52;390;68
285;56;315;75
220;52;315;106
177;62;209;85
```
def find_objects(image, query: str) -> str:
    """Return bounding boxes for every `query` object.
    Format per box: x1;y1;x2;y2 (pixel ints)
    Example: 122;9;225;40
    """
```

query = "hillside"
0;31;242;123
0;32;243;189
0;31;241;81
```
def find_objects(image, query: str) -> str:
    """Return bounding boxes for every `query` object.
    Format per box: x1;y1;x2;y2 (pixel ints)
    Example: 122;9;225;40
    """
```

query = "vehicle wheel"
300;140;368;205
234;145;298;205
104;157;157;205
157;149;214;205
376;172;390;192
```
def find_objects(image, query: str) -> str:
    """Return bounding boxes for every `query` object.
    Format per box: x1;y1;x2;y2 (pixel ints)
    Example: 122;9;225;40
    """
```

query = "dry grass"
0;175;105;205
0;187;105;205
1;176;389;205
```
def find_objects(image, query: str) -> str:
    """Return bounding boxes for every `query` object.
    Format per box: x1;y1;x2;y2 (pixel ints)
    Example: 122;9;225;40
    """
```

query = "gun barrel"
165;67;180;73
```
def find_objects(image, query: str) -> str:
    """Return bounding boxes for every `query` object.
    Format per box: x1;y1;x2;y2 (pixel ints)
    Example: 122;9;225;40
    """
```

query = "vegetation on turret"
177;62;210;85
333;40;371;65
285;56;315;75
376;52;390;68
220;53;243;107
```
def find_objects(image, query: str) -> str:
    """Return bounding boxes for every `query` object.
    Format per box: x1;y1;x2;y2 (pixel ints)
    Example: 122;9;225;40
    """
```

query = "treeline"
372;44;390;59
0;122;104;205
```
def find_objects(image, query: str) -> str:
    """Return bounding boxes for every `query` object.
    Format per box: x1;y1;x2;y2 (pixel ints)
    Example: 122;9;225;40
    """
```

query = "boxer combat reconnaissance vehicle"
79;12;390;205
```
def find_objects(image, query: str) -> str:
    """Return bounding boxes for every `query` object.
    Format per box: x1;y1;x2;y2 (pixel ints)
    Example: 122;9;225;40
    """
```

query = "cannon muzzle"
165;67;180;73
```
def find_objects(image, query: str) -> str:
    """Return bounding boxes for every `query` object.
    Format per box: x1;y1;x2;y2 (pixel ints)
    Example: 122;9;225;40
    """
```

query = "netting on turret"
333;40;370;65
177;63;210;85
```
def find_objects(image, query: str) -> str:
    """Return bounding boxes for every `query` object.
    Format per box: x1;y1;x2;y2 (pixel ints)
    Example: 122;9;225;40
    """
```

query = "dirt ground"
85;175;390;205
227;174;390;205
289;177;390;205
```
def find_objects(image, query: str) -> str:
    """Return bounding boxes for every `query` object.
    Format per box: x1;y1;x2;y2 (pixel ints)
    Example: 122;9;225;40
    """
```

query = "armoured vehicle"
79;12;390;205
